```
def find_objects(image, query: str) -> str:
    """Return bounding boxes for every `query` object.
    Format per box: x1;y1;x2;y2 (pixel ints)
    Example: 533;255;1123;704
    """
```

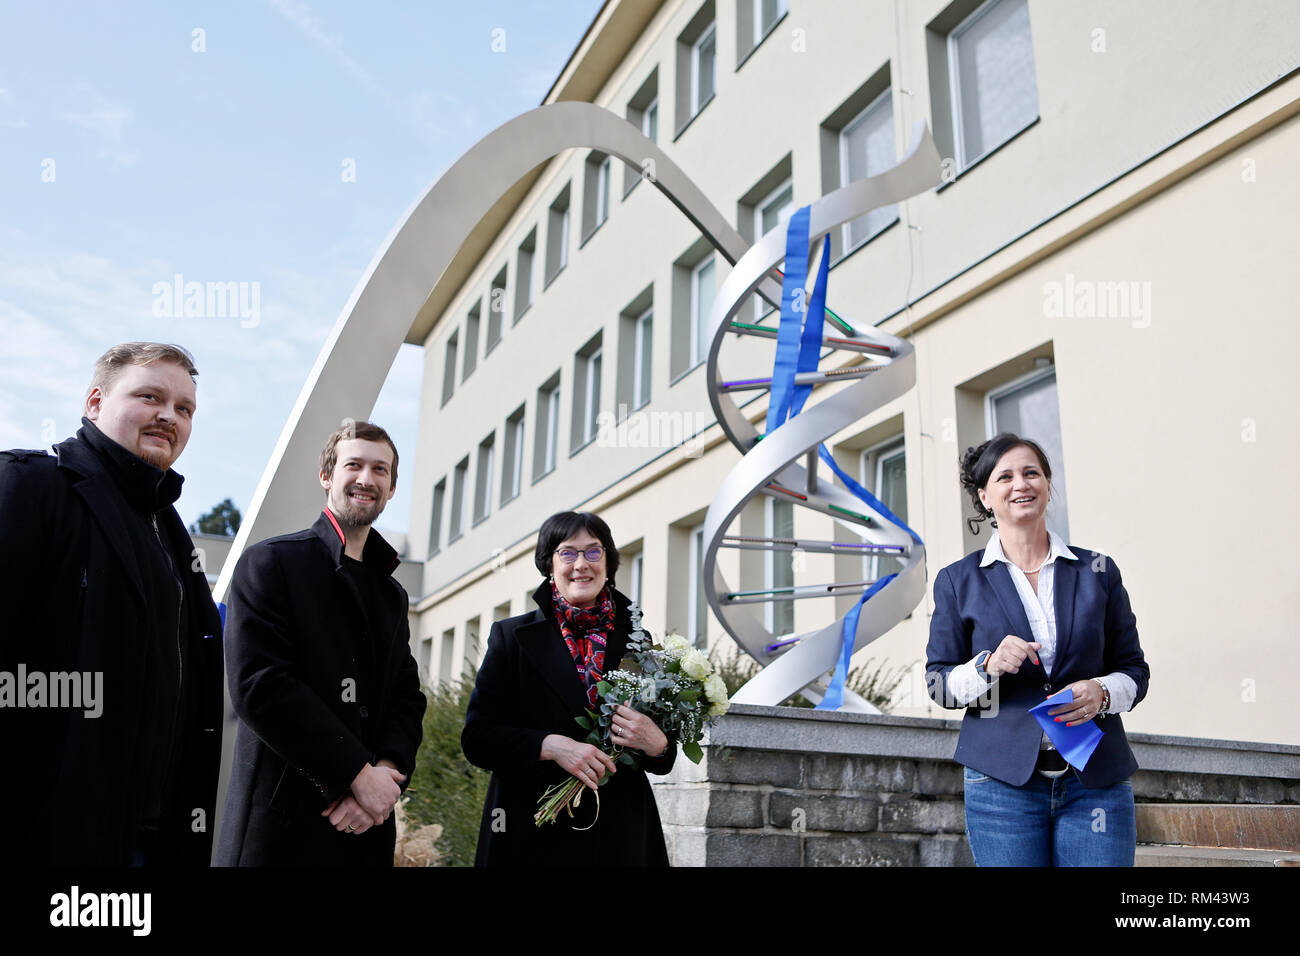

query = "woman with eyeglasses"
925;433;1150;866
462;511;676;866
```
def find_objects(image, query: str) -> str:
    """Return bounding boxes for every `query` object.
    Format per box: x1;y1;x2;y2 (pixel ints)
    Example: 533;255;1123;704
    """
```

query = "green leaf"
595;681;612;697
574;715;592;730
683;740;704;764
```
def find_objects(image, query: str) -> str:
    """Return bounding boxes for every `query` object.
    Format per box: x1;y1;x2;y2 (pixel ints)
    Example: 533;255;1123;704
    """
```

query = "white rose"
708;699;728;718
662;634;691;658
704;673;728;706
679;648;710;681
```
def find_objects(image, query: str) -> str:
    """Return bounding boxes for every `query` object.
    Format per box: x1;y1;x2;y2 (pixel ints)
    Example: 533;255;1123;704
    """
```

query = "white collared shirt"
944;529;1138;715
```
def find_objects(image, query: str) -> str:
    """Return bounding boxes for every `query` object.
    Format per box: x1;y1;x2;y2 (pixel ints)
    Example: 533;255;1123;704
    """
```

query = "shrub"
404;672;490;867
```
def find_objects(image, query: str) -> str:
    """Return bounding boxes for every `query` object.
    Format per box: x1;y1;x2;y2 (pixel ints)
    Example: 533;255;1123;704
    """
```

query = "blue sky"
0;0;605;537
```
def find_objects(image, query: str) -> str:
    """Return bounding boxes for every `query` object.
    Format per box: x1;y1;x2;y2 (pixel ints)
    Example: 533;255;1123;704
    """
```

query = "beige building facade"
403;0;1300;746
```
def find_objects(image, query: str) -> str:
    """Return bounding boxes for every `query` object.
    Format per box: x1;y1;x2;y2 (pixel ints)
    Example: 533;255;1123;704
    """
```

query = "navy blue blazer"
925;545;1149;787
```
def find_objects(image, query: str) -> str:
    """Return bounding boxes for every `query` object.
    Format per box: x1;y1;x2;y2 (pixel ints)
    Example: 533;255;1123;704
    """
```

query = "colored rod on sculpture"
765;482;807;501
725;579;878;601
719;535;905;554
721;367;879;392
727;321;891;356
766;637;800;653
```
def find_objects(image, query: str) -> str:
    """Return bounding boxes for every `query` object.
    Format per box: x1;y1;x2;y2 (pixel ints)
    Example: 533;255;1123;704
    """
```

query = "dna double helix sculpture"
701;123;943;711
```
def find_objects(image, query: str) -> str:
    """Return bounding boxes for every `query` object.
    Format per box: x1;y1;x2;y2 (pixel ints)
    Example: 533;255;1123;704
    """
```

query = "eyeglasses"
554;546;605;564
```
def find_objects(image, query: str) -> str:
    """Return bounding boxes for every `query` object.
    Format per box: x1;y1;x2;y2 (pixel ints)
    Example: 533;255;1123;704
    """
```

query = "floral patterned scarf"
551;582;615;707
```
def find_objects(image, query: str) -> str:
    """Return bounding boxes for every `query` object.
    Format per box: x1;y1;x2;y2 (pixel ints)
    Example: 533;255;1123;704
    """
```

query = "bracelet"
1091;678;1111;716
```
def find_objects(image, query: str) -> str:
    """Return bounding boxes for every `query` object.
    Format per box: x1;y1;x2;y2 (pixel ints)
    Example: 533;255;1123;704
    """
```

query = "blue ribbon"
761;207;923;710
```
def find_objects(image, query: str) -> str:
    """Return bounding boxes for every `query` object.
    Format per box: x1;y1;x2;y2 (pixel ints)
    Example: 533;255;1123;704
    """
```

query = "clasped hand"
322;761;406;834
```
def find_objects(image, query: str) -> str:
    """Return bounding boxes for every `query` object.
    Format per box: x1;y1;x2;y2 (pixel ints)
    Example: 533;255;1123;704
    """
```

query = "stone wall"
650;704;1300;866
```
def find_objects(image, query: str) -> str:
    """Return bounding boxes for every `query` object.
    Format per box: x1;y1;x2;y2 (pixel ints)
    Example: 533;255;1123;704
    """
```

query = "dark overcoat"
216;511;425;866
0;433;224;866
462;583;675;867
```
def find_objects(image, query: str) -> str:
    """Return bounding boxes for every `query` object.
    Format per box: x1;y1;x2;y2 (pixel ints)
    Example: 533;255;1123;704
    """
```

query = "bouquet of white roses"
535;603;730;827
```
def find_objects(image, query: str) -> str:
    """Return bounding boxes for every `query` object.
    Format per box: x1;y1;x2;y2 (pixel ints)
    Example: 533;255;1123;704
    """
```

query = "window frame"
838;88;898;255
690;22;717;117
689;255;716;370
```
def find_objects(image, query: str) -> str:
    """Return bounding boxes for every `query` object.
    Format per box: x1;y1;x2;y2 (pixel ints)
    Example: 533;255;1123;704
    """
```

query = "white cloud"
59;82;139;166
266;0;379;91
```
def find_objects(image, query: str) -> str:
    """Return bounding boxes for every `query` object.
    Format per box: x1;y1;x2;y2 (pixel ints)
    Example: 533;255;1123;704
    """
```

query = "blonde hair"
89;342;198;396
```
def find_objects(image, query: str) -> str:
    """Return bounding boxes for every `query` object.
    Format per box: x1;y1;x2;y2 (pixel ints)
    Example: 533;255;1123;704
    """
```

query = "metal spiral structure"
701;123;943;711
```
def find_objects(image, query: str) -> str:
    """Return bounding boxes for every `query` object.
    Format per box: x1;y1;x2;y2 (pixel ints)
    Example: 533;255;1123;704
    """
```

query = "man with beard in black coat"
217;421;425;866
0;342;224;866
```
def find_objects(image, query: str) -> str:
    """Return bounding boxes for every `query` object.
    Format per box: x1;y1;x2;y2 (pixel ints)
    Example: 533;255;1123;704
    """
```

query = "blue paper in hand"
1029;688;1103;771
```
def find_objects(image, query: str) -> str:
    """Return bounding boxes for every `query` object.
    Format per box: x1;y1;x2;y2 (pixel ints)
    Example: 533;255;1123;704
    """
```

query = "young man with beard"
217;421;425;866
0;342;224;866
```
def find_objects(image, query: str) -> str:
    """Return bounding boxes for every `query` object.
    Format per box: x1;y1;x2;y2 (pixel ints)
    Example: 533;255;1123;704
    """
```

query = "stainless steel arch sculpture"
216;101;772;600
701;126;943;710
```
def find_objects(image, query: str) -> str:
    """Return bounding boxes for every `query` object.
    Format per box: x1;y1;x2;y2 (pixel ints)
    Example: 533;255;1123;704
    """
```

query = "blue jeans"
963;766;1136;866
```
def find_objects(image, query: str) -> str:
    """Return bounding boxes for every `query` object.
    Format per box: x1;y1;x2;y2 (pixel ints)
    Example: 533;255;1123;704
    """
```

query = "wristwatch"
974;649;992;681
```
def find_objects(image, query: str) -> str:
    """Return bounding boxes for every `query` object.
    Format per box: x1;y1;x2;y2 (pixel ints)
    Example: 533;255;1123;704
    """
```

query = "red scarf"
551;582;615;707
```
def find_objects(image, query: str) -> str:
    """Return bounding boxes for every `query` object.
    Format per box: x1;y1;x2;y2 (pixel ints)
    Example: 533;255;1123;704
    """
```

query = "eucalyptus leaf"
683;740;704;764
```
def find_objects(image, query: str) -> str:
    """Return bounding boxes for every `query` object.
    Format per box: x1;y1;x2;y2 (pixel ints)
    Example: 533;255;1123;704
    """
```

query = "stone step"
1135;803;1300;851
1137;844;1300;867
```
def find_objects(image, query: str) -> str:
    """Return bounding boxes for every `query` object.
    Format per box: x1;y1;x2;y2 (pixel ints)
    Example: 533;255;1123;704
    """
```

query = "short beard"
334;487;384;529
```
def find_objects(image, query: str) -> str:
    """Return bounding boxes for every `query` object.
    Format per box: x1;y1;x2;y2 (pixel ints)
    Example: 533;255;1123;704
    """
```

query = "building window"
462;303;480;382
493;600;513;623
624;70;659;196
986;366;1067;540
819;66;896;260
688;523;707;648
632;307;653;409
675;3;717;134
419;635;433;683
690;256;716;369
487;267;506;352
545;184;570;286
501;406;525;505
738;0;788;64
766;497;795;637
582;152;612;240
628;550;644;606
449;456;470;541
441;330;458;406
616;287;654;417
929;0;1038;174
439;627;455;684
427;477;446;558
691;24;716;117
861;437;908;580
571;332;603;453
464;616;481;674
752;178;793;319
514;228;536;324
533;372;561;480
473;433;495;524
841;91;897;253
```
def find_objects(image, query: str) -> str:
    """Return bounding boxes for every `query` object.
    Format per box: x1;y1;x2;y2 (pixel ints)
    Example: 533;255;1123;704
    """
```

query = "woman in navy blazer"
926;433;1149;866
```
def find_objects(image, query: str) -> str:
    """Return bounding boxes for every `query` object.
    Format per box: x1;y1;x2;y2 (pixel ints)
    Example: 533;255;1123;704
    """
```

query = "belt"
1035;748;1070;778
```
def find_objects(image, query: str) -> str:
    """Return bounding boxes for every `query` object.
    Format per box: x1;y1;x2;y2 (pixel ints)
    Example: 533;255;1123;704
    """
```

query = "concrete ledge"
651;707;1299;866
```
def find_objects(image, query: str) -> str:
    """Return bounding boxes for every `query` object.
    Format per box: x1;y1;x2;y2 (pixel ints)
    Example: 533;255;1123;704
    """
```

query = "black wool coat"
0;430;224;866
462;583;676;867
216;511;425;867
